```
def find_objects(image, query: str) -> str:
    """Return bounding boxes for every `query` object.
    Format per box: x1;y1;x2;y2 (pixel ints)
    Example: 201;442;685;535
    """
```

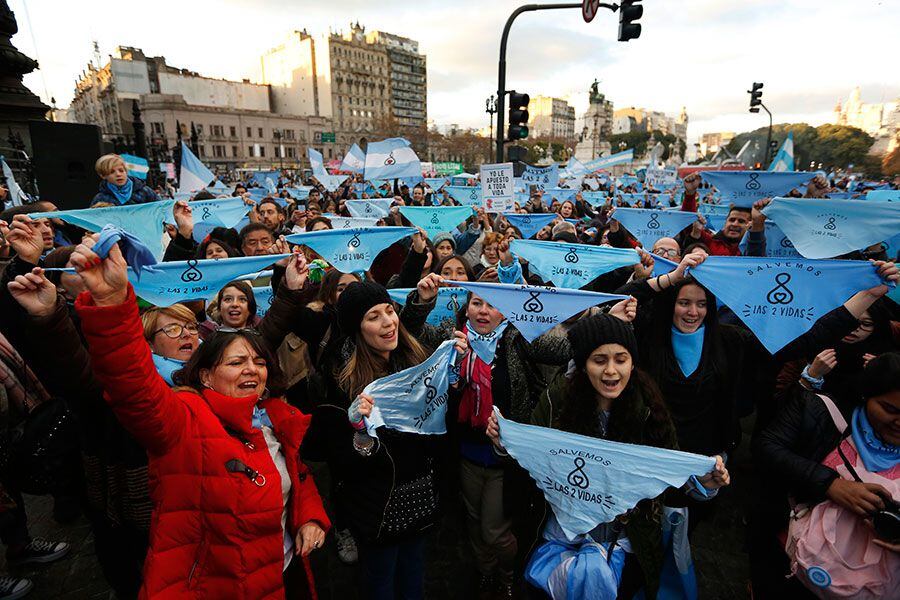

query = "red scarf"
457;325;494;429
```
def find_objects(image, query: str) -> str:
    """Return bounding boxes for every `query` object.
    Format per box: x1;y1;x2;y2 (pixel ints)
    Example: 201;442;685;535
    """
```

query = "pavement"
5;417;757;599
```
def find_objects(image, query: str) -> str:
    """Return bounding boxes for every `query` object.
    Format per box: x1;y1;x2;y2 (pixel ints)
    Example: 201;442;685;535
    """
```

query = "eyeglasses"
654;248;679;258
856;320;875;331
217;327;261;336
153;322;199;339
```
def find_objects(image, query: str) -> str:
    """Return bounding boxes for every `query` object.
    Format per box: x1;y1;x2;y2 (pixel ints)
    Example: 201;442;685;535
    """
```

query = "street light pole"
496;3;620;163
485;95;497;161
759;102;773;169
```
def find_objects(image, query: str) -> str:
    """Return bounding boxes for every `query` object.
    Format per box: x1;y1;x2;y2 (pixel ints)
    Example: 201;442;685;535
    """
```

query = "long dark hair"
433;253;475;279
644;280;728;391
174;329;286;396
557;368;678;450
827;299;896;403
214;280;258;323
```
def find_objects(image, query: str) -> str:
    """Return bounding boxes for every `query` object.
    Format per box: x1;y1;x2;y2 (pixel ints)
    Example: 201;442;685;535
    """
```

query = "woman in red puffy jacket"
65;234;330;599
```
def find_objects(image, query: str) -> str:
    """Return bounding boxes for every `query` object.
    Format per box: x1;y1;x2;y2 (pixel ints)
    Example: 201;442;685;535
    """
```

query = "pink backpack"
785;394;899;599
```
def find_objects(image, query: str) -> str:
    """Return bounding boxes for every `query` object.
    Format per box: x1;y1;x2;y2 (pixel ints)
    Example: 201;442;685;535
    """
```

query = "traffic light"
507;91;530;141
748;82;763;112
618;0;643;42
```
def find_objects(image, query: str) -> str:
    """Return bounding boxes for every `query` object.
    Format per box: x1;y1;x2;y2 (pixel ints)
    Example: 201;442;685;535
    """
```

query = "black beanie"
336;280;392;337
567;313;639;367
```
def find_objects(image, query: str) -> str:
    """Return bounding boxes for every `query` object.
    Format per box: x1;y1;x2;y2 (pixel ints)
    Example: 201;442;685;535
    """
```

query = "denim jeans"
358;535;427;600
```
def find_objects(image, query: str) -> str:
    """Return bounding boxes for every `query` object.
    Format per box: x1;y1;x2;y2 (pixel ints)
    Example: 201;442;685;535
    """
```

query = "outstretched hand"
7;267;57;317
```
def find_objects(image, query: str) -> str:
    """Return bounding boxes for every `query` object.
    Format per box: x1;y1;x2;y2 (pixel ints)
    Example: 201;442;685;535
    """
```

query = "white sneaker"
335;528;358;564
0;576;32;600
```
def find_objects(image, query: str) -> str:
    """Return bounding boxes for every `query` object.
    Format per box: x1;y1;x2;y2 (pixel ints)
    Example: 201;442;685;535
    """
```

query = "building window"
248;146;254;156
247;127;252;138
232;145;239;157
286;147;296;158
274;146;280;158
259;146;266;158
230;126;237;137
151;122;165;135
213;145;226;158
198;145;206;157
258;127;263;137
211;125;224;137
284;129;295;140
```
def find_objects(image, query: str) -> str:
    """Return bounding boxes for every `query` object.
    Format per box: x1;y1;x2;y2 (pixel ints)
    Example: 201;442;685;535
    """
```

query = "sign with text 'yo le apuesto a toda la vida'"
481;162;515;212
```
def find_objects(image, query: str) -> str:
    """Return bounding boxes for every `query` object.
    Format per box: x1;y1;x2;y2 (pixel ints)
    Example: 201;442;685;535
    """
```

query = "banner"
481;162;515;212
180;197;249;242
510;240;640;289
445;185;484;208
496;411;714;538
645;167;679;190
611;208;698;250
762;197;900;259
542;188;578;203
584;149;634;172
364;137;422;181
345;199;393;219
451;281;627;342
399;206;473;237
425;177;449;191
363;340;458;436
31;200;175;259
285;226;416;273
738;220;801;259
866;190;900;202
687;257;890;353
388;286;466;326
699;171;815;208
502;213;558;239
580;191;609;208
521;164;560;191
322;215;381;229
126;254;289;306
314;173;349;193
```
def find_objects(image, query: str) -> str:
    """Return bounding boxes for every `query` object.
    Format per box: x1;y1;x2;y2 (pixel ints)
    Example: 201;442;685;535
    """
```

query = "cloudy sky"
10;0;898;143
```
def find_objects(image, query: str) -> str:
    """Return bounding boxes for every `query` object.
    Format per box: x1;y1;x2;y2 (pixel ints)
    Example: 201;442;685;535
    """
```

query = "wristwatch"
800;364;825;390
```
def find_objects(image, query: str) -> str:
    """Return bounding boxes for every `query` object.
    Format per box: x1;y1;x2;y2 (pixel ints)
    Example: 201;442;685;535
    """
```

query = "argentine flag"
364;138;422;181
121;153;149;180
308;147;327;178
768;133;795;172
178;142;215;194
340;143;366;174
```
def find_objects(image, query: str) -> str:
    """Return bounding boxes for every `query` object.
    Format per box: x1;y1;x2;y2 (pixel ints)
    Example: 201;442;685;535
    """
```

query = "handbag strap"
816;393;848;433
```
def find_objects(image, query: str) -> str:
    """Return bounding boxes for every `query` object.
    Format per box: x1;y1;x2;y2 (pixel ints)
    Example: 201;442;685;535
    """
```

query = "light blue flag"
445;186;484;207
739;220;801;258
284;186;312;200
250;171;279;188
763;197;900;259
178;142;215;194
866;190;900;202
340;143;366;174
315;173;349;193
616;193;656;207
1;156;27;206
128;254;289;306
581;192;609;209
31;200;175;259
700;171;815;208
307;147;327;178
345;199;393;219
399;206;473;237
285;227;416;273
363;340;458;436
181;197;250;242
496;410;715;538
521;164;560;190
503;213;558;239
510;240;640;289
612;208;698;250
389;287;466;326
247;188;269;202
687;257;890;353
585;149;634;172
363;137;422;181
425;177;449;191
566;156;589;177
207;179;230;193
120;153;149;180
768;132;795;172
543;188;578;203
250;284;275;316
323;214;381;229
451;281;627;342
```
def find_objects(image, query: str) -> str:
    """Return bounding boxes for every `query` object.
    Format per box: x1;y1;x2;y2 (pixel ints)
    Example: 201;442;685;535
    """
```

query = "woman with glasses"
142;304;201;386
64;234;330;599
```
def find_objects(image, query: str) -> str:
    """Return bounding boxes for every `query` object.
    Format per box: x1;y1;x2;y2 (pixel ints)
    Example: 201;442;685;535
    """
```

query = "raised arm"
71;235;188;456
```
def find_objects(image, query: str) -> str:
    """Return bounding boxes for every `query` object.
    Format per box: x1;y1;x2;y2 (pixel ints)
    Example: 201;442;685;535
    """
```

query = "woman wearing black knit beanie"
301;273;459;600
487;310;730;599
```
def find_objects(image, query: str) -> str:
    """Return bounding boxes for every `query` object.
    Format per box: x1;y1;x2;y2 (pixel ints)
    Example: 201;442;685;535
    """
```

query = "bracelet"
800;364;825;390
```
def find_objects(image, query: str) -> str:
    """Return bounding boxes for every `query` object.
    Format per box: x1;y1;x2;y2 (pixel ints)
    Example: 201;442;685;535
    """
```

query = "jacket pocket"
187;536;209;590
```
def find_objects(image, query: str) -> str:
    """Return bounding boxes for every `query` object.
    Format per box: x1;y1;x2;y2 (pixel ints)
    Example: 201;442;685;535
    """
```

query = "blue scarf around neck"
107;177;134;205
466;320;509;364
851;406;899;472
671;324;705;378
152;353;185;386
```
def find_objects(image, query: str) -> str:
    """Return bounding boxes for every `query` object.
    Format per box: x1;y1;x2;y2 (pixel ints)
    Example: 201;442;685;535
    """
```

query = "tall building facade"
612;106;689;141
69;45;338;169
527;96;576;140
260;23;427;148
833;87;899;155
699;131;735;156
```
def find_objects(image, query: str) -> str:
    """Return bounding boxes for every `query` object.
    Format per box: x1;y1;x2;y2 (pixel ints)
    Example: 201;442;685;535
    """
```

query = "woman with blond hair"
91;154;160;207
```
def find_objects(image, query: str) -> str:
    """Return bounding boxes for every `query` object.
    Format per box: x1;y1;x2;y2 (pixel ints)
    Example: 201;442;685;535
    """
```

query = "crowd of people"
0;151;895;600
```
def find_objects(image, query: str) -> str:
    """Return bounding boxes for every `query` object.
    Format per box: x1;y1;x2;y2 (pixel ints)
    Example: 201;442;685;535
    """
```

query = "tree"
725;123;874;171
883;143;900;176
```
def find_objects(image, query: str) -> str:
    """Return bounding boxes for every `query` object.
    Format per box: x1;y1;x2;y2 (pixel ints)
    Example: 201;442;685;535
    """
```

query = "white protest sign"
521;164;559;191
481;162;515;213
645;167;679;190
